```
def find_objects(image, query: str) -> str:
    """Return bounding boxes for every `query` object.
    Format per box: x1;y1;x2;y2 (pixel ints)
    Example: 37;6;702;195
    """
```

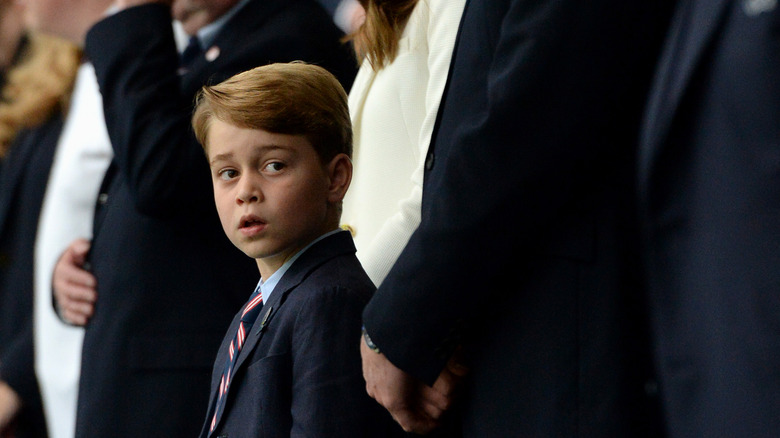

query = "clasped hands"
361;340;468;434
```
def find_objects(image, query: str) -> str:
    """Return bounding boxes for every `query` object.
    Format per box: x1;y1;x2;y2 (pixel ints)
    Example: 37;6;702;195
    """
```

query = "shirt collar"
196;0;252;49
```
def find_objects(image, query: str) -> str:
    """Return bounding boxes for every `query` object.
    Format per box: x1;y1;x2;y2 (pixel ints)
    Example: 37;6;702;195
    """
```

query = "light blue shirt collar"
196;0;252;49
257;229;343;304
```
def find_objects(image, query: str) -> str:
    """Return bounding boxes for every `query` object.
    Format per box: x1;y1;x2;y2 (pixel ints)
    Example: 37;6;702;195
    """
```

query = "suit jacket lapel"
639;0;731;184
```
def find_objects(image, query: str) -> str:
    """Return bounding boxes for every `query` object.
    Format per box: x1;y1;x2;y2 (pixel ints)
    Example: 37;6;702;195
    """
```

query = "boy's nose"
236;177;262;204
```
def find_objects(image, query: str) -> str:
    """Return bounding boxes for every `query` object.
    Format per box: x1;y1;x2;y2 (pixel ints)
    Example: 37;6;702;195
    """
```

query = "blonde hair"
349;0;418;70
192;62;352;163
0;33;82;158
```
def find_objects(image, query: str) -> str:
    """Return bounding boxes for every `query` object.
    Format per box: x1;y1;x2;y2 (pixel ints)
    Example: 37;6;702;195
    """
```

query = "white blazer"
342;0;465;285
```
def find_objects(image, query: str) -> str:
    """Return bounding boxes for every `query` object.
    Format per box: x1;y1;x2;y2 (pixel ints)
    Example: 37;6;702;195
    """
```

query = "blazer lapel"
230;290;283;374
639;0;731;185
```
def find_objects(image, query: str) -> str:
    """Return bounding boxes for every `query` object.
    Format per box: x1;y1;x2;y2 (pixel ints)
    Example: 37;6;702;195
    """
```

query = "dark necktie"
209;286;264;434
179;35;202;69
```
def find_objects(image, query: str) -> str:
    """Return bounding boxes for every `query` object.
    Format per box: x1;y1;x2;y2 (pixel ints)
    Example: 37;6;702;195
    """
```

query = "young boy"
191;62;403;437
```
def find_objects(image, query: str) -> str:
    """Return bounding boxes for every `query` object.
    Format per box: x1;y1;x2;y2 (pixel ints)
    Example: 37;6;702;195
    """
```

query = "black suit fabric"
77;2;356;437
0;114;63;438
362;0;674;436
639;0;780;436
202;231;402;438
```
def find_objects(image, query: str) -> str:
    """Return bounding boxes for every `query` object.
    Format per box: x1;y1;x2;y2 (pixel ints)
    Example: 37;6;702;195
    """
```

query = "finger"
70;238;92;258
60;308;89;326
418;377;451;412
446;354;470;377
60;299;95;318
431;367;458;397
390;406;439;435
59;283;98;304
60;267;97;290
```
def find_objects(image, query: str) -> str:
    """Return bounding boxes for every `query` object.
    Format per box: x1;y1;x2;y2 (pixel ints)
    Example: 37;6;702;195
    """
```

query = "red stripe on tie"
242;293;263;317
237;323;246;349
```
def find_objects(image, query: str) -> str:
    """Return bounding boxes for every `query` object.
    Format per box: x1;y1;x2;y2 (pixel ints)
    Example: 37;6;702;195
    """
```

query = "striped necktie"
209;286;264;433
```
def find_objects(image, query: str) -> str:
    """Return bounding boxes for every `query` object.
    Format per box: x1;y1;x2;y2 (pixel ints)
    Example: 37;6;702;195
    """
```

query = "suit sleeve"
84;4;214;217
363;0;668;384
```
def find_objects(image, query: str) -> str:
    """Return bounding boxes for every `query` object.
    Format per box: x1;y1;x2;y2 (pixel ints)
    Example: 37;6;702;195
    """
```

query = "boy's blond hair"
192;62;352;163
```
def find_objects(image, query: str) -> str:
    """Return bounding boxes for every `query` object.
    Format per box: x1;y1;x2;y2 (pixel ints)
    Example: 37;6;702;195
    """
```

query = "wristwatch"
361;325;381;354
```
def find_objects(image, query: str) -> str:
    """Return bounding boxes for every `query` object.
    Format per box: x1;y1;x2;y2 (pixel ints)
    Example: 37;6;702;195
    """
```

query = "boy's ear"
326;153;352;204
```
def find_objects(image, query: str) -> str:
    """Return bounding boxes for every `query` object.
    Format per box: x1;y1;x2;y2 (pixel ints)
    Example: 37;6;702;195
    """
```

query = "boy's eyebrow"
209;144;292;166
209;152;234;166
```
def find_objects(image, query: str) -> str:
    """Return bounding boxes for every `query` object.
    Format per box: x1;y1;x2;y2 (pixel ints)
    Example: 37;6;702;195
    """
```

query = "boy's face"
207;120;346;276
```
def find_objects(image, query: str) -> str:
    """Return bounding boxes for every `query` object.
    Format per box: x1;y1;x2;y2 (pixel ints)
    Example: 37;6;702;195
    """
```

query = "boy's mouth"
239;215;266;234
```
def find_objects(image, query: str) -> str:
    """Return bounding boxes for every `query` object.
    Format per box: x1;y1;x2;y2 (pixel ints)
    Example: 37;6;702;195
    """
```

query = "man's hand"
0;381;21;433
360;338;467;434
53;239;97;326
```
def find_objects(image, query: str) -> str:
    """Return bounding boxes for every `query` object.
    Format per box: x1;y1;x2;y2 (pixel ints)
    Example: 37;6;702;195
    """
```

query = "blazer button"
340;224;356;237
424;152;435;170
97;193;109;205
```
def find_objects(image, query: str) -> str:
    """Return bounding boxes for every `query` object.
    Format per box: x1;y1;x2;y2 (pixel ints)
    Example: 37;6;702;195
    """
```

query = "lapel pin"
205;46;221;62
258;306;273;334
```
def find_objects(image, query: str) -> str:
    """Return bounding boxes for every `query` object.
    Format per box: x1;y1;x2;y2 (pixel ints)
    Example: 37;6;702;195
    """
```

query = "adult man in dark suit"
638;0;780;436
51;0;356;436
0;117;62;438
360;0;674;436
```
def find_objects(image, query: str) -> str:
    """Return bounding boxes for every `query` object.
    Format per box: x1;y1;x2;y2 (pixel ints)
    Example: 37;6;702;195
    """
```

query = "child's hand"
53;238;97;326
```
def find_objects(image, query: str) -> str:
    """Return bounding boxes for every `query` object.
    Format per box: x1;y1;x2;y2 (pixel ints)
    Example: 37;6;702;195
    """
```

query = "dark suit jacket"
0;114;63;438
77;2;357;437
362;0;674;436
638;0;780;436
202;231;402;438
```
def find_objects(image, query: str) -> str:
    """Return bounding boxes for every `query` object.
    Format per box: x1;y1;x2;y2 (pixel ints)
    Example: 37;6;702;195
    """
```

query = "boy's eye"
218;169;238;181
264;162;285;173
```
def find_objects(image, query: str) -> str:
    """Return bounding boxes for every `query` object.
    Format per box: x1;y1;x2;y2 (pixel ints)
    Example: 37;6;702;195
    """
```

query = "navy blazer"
362;0;674;436
75;1;357;437
0;114;63;438
202;231;402;438
639;0;780;436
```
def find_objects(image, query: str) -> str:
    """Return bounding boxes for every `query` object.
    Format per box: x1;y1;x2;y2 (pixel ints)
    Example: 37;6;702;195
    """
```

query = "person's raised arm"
83;1;214;217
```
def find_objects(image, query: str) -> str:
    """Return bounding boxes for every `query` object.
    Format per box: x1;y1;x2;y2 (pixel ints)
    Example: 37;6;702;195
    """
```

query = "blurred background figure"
318;0;364;33
342;0;464;287
0;19;82;438
0;0;25;85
